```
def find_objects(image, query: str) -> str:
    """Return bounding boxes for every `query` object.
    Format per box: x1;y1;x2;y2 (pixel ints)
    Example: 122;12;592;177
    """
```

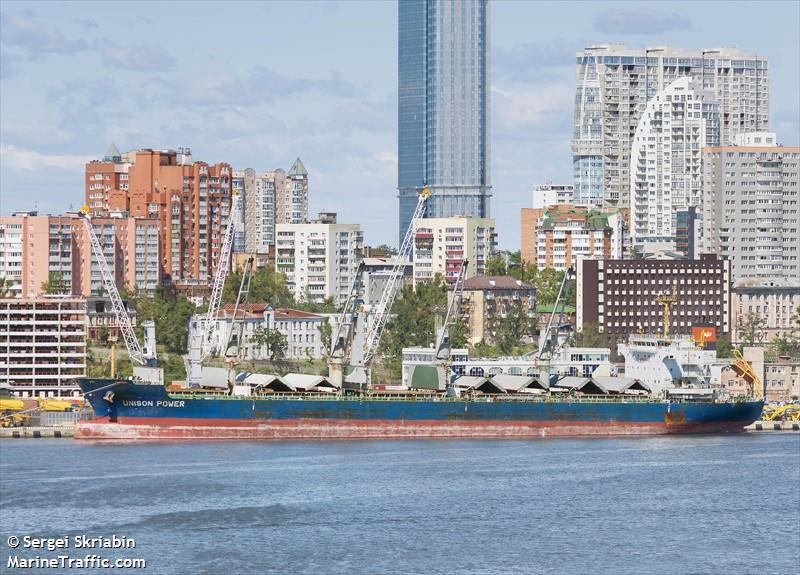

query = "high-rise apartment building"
532;184;575;209
237;158;309;253
703;133;800;286
85;147;231;284
0;298;86;397
81;216;162;295
520;205;623;270
0;213;81;299
0;212;161;298
275;214;363;305
573;44;769;207
630;78;720;254
398;0;490;245
412;216;495;286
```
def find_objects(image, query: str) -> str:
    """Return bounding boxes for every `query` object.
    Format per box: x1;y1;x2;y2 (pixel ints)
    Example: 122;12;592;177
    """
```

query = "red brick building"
85;146;231;285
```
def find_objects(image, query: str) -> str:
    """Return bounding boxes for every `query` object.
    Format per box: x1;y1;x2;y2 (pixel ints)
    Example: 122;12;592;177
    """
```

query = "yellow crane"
731;348;763;401
655;283;678;339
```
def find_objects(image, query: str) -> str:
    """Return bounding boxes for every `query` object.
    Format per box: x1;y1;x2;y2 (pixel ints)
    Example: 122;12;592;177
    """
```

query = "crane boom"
80;210;148;366
361;187;430;366
201;197;238;360
434;259;468;361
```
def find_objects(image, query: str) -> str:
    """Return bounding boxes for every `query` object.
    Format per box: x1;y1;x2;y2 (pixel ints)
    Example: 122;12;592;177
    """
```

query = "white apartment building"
532;184;574;209
630;77;720;254
197;304;332;361
0;298;86;397
573;44;769;207
703;133;800;286
238;158;308;252
732;285;800;344
269;308;331;361
275;216;363;305
412;216;496;286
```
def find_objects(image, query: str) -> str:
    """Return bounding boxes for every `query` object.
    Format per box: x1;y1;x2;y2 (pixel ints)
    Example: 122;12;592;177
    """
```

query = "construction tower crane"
201;197;239;361
79;206;156;367
328;187;431;386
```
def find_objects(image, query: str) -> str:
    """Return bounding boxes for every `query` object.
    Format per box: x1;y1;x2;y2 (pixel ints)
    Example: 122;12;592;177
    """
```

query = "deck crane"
79;206;157;368
328;187;432;387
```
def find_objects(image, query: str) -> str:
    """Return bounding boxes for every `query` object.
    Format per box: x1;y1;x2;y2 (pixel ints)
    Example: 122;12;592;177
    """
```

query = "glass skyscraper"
398;0;490;245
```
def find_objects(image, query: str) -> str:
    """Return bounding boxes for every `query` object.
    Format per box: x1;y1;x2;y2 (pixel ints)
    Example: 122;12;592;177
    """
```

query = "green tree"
369;244;397;257
770;334;793;357
296;296;338;314
318;321;333;355
574;323;608;348
382;274;449;359
485;255;507;276
488;304;538;355
249;324;288;360
535;268;566;307
41;272;67;295
98;325;110;345
136;286;197;353
715;335;734;359
223;266;294;307
737;312;767;348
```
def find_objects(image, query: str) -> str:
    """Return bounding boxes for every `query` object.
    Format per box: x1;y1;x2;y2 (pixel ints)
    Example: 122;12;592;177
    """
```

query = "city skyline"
1;0;799;249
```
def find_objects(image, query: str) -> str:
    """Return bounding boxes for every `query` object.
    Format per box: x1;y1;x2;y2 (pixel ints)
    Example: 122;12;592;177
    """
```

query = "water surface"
1;434;798;574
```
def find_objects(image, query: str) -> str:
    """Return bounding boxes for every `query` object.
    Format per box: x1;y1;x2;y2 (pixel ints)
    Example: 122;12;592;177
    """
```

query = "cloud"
102;41;176;71
166;65;360;107
494;38;578;78
0;144;90;171
492;84;574;131
593;9;692;35
76;17;99;30
0;10;88;55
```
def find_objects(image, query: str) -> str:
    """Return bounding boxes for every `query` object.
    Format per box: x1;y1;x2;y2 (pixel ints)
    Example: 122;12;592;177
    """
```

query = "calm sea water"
1;434;798;575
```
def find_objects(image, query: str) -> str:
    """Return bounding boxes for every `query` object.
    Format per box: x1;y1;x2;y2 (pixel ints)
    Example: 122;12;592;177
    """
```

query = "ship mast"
655;283;678;339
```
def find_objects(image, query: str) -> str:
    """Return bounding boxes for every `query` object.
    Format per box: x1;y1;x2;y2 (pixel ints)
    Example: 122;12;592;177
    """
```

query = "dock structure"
0;425;75;438
748;421;800;432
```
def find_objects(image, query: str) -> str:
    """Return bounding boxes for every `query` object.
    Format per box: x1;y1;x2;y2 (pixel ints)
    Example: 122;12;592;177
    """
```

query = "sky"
1;0;798;249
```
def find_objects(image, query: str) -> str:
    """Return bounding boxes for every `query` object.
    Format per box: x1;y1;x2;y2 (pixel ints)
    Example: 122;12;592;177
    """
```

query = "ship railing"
165;391;747;404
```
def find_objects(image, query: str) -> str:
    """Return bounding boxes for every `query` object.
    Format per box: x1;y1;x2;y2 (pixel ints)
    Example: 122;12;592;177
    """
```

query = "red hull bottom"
75;417;747;441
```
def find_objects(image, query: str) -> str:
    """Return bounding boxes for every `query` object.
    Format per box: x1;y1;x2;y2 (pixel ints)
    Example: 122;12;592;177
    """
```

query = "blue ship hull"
75;378;764;440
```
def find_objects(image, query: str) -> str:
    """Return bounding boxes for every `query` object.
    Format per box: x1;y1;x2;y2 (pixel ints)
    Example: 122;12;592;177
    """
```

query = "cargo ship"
74;377;763;440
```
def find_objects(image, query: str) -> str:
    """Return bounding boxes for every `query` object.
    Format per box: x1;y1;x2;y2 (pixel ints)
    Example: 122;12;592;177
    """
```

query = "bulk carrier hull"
75;378;764;441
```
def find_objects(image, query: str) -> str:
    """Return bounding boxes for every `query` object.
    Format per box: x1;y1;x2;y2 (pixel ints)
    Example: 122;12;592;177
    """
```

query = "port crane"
224;256;254;362
535;267;572;359
184;195;240;386
201;198;239;361
434;259;468;363
731;348;764;401
80;206;157;370
329;187;431;387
